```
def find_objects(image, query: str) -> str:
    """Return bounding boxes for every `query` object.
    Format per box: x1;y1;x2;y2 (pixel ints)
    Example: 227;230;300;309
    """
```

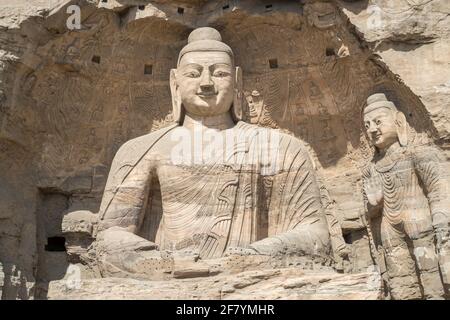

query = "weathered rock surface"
47;268;382;300
0;0;448;299
338;0;450;142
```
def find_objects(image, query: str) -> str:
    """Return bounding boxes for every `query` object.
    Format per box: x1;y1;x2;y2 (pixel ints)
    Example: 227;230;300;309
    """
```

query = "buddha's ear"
170;69;183;124
232;66;243;122
395;111;408;147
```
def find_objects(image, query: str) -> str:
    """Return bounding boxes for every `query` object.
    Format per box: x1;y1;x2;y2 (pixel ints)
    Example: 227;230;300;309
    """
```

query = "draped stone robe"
363;145;450;238
97;121;330;260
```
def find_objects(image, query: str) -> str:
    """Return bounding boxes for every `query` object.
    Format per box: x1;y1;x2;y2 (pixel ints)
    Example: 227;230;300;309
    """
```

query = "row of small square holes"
222;4;273;10
100;1;273;12
91;56;153;74
100;0;184;13
138;4;184;14
91;56;277;71
133;4;274;14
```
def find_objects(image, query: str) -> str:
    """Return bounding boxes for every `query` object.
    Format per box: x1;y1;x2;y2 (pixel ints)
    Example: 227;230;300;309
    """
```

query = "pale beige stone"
362;93;450;299
47;268;382;300
0;0;449;300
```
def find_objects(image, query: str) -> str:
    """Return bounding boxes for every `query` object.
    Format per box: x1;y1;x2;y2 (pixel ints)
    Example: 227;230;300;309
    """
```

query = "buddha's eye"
375;119;382;125
184;70;201;78
213;70;230;77
364;123;370;129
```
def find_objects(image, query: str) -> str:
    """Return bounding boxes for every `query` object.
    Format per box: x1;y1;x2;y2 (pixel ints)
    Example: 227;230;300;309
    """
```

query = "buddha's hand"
224;246;259;256
97;226;158;255
364;174;383;207
336;244;351;259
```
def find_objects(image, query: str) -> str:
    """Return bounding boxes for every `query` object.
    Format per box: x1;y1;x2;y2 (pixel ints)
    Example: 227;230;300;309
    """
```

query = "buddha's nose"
199;70;214;92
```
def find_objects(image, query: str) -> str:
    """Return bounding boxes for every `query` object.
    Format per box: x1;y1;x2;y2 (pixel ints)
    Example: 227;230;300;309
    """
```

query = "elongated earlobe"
170;69;183;124
395;111;408;147
232;66;243;122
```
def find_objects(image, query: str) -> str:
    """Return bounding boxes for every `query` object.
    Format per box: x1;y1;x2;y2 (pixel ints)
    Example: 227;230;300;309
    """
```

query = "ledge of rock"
47;269;383;300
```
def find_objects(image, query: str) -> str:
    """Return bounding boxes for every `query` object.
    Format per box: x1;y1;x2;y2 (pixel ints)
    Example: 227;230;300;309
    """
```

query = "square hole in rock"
269;58;278;69
223;4;230;10
178;7;184;14
45;237;66;252
144;64;153;75
91;55;101;64
326;48;335;56
138;5;145;10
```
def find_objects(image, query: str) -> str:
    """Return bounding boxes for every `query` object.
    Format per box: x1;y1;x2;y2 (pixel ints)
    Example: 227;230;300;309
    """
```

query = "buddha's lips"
197;92;217;98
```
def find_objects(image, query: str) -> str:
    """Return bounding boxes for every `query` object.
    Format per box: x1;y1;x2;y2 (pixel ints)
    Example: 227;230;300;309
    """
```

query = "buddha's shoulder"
115;124;178;157
236;122;304;146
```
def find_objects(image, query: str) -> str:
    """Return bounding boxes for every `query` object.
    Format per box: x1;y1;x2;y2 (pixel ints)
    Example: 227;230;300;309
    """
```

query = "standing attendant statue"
362;93;450;299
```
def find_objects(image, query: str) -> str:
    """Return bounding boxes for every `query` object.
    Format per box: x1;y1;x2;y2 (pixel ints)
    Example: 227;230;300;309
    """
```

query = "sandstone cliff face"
339;0;450;142
0;0;448;299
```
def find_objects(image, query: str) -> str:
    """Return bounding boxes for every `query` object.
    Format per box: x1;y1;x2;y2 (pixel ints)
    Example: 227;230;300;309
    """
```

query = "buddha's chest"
155;163;243;210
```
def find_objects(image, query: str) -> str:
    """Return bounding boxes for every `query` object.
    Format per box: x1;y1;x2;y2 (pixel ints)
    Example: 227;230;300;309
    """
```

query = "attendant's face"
176;51;234;116
364;108;398;150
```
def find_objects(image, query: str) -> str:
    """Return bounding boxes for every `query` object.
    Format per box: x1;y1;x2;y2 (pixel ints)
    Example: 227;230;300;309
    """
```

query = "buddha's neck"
183;112;235;131
378;141;401;157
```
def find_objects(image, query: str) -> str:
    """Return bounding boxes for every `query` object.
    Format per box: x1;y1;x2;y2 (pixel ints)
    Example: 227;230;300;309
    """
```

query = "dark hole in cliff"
102;0;108;3
269;58;278;69
178;7;184;14
91;55;101;64
409;112;413;117
265;4;273;11
223;4;230;10
45;237;66;252
144;64;153;75
343;233;352;245
326;48;335;56
138;5;145;10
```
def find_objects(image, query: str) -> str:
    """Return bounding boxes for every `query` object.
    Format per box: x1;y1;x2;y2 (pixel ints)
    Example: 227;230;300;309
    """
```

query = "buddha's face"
364;108;398;150
176;51;234;116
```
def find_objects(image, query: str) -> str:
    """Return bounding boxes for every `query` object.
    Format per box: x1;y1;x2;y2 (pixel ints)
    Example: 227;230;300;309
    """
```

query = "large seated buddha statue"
63;27;333;280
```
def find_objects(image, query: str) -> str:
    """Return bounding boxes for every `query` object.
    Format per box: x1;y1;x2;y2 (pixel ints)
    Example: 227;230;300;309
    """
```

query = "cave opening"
44;237;66;252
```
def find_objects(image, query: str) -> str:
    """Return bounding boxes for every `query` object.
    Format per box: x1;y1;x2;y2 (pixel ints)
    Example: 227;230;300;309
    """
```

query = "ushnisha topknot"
364;93;397;114
177;27;234;66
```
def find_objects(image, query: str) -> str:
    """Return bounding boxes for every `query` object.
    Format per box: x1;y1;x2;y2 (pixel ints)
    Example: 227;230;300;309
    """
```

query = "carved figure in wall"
64;28;331;279
362;93;450;299
316;175;349;272
246;90;278;128
304;2;338;30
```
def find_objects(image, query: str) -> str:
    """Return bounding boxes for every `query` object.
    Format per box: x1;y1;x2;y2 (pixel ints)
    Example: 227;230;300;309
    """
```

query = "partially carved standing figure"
362;93;450;299
71;28;331;279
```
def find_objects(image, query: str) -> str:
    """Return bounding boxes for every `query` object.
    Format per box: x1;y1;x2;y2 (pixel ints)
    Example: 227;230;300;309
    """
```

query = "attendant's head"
363;93;408;151
170;27;242;123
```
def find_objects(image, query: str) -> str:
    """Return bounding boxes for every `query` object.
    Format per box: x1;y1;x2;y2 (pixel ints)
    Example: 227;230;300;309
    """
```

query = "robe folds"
98;121;331;259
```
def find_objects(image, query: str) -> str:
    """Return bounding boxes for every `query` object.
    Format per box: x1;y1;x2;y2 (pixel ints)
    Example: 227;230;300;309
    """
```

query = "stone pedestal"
47;268;383;300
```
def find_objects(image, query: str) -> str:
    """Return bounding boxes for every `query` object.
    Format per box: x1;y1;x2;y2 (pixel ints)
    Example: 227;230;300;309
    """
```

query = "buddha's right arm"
96;142;158;253
93;147;164;277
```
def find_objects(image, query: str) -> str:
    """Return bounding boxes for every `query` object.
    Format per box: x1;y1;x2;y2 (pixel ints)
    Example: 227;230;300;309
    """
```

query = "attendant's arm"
413;146;450;238
361;164;383;220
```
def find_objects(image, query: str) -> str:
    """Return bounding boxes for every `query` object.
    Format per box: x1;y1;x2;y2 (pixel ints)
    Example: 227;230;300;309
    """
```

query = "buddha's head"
170;27;243;123
363;93;408;151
